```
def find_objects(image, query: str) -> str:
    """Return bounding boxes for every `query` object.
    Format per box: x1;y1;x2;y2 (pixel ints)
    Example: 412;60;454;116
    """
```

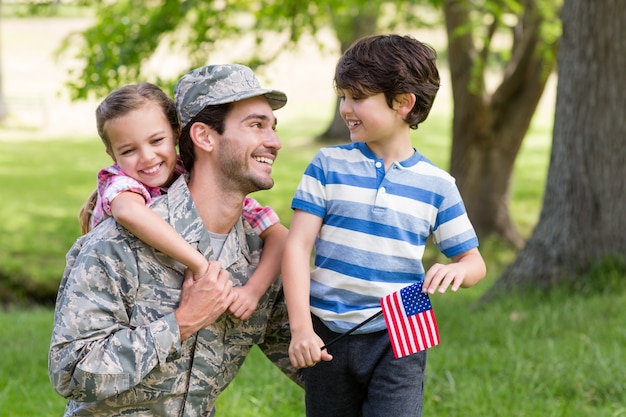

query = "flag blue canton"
400;283;432;316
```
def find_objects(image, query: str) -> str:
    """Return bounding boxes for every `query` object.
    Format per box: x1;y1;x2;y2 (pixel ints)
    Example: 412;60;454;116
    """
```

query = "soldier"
49;64;298;417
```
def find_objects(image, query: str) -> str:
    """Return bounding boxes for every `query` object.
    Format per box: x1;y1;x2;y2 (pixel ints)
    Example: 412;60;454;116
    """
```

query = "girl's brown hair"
96;82;179;151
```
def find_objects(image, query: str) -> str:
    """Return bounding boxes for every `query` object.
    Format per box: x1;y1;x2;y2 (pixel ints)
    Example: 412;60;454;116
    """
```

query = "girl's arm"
229;222;288;320
110;191;210;278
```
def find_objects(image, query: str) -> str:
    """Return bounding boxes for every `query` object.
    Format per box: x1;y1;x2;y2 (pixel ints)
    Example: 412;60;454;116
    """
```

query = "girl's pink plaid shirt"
89;157;278;234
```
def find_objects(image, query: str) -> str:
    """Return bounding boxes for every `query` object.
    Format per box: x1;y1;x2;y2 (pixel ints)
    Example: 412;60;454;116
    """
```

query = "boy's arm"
110;191;209;278
229;222;288;320
282;210;332;368
422;247;486;294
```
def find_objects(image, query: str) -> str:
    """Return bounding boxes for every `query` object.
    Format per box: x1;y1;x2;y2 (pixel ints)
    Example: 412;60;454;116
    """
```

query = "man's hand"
175;261;235;340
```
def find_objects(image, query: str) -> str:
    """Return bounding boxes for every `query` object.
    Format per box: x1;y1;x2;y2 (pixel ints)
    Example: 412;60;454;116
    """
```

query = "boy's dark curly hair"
334;34;440;129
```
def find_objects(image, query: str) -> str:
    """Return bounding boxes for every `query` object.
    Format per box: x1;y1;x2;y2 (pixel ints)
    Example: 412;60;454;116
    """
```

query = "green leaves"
58;0;436;100
58;0;560;102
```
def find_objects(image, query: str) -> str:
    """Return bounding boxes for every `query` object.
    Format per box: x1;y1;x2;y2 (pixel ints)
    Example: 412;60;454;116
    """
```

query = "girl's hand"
191;260;212;281
228;286;259;320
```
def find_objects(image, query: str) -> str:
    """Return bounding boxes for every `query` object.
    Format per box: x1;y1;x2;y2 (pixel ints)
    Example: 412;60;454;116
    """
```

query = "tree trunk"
443;0;556;247
317;6;378;142
483;0;626;298
317;96;349;142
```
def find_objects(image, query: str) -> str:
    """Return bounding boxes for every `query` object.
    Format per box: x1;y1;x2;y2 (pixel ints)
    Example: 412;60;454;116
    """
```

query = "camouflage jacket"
49;175;297;417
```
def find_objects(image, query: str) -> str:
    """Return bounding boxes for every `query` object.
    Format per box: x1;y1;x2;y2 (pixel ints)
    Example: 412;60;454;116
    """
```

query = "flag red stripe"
408;314;426;351
382;292;405;358
394;292;412;357
424;310;439;346
420;312;432;348
395;293;412;357
385;292;406;357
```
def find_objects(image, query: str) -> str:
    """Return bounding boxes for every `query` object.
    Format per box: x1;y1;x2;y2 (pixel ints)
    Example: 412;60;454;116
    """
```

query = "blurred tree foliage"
56;0;561;245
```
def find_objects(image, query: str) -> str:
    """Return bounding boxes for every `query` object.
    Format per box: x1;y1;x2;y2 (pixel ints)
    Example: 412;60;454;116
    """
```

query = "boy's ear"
394;93;416;116
189;122;215;152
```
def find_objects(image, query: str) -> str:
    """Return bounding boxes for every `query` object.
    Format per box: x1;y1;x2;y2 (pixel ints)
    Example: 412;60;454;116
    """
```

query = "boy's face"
338;89;407;147
105;102;179;189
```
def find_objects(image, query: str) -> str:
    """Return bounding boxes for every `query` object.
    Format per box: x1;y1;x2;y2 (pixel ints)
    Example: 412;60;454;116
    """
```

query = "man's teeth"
254;157;273;165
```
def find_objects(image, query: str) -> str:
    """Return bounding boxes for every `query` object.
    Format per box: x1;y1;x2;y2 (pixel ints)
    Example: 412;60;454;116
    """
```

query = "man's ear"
393;93;416;117
189;122;215;152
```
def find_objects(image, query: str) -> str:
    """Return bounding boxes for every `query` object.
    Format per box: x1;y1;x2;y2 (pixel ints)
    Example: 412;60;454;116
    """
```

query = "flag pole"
321;310;383;351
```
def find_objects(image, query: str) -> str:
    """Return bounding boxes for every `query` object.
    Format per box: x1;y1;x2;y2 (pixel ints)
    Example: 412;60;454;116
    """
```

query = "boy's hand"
288;330;333;369
422;249;486;293
422;262;466;294
228;286;259;320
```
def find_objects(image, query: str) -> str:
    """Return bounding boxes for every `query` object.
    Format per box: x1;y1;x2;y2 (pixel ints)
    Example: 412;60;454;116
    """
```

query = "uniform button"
375;161;382;168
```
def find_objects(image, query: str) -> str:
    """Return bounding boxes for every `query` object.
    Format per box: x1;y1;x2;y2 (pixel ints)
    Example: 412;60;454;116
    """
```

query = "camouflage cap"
174;64;287;128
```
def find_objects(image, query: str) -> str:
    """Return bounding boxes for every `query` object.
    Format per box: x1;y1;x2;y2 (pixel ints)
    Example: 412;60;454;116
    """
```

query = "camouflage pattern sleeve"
48;223;182;402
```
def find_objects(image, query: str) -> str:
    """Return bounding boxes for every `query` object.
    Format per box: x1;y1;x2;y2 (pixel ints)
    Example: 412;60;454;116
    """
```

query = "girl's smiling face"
104;101;179;189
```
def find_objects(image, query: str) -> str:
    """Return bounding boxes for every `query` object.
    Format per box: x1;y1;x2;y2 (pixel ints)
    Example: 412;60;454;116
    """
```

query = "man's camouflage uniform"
49;175;298;417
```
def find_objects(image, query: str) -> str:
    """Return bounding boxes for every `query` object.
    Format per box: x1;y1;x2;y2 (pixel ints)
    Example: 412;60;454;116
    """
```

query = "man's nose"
265;129;282;151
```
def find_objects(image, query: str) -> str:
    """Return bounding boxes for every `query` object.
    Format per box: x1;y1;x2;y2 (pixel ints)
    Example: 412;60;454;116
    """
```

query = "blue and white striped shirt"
291;142;478;333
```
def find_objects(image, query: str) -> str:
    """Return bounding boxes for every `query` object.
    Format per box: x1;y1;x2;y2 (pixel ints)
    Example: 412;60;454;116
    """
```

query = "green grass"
2;100;625;416
425;285;626;416
3;283;626;416
0;139;109;285
0;308;62;416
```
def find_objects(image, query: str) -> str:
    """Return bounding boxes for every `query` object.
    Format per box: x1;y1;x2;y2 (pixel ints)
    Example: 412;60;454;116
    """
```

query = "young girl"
79;82;287;320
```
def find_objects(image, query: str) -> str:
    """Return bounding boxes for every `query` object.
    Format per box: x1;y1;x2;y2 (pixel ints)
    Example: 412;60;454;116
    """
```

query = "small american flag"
380;282;440;359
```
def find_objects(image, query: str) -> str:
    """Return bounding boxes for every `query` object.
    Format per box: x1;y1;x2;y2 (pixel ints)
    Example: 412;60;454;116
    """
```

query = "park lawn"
2;106;625;416
2;281;625;416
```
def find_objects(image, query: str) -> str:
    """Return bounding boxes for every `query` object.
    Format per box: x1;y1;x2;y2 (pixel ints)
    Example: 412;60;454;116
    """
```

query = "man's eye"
120;149;134;156
152;137;164;144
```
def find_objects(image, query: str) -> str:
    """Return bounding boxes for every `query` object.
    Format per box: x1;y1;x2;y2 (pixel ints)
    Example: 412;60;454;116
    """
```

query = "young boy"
282;34;486;416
